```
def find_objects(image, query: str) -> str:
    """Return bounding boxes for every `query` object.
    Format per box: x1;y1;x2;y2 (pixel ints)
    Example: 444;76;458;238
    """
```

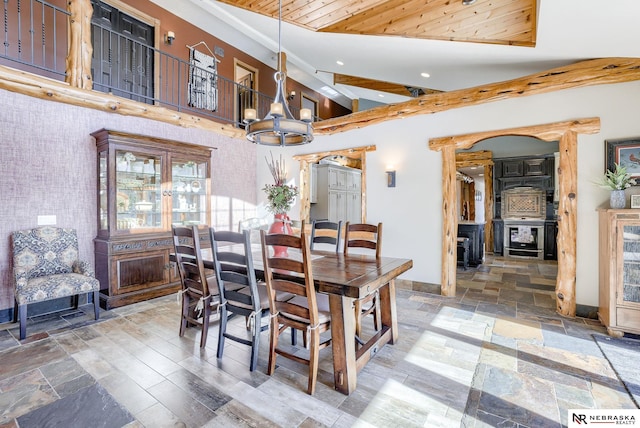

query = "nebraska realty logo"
569;409;640;426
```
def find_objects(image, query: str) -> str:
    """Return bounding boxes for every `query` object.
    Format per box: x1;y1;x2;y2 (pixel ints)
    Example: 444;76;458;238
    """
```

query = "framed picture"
632;195;640;209
605;137;640;181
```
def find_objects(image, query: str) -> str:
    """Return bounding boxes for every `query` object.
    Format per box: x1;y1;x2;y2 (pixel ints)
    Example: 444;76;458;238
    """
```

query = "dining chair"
310;219;342;253
343;222;383;341
210;228;269;371
172;225;219;348
259;230;331;395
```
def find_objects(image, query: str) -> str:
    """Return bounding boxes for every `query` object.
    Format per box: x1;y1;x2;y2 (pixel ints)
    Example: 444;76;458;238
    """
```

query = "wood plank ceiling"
218;0;537;96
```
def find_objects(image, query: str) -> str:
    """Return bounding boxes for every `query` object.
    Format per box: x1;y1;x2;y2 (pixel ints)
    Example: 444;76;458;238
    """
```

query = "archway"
429;118;601;317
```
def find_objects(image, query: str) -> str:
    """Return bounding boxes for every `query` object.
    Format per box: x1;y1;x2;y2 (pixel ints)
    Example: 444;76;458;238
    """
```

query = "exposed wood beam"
316;58;640;135
333;73;443;98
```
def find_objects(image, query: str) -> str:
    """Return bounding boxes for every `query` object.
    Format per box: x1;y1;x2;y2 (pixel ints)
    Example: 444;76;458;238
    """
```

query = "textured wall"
0;88;256;312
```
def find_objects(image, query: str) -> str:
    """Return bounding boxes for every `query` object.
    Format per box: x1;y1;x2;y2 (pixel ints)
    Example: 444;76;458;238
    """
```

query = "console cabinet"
310;164;362;224
598;209;640;337
92;129;213;309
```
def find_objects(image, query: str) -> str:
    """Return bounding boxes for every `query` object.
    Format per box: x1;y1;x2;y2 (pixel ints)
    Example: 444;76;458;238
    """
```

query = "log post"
66;0;93;89
556;130;578;317
441;145;458;296
298;160;311;223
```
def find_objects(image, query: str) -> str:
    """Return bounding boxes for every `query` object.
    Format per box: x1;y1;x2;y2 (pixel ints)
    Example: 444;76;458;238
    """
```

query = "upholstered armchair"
12;226;100;339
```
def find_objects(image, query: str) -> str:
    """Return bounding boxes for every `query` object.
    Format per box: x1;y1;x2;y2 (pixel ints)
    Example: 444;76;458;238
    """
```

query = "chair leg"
249;317;260;372
307;328;320;395
200;298;211;349
179;294;190;337
217;305;227;359
93;291;100;320
18;304;27;340
267;316;279;376
291;326;297;346
372;291;381;331
354;299;363;337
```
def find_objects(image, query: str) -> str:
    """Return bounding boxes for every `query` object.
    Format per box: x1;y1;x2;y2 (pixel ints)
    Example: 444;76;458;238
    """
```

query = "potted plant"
263;153;298;256
601;163;636;209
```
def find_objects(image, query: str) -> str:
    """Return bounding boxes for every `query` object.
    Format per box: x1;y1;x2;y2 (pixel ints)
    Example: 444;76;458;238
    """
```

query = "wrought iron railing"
1;1;313;128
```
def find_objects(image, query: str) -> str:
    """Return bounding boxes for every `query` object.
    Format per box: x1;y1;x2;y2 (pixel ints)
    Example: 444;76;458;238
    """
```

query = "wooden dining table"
186;246;413;395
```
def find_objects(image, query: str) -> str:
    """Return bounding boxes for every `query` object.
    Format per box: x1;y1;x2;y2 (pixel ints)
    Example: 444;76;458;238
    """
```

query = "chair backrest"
343;222;382;258
260;230;319;326
209;228;260;313
310;220;342;252
12;226;79;278
172;225;212;297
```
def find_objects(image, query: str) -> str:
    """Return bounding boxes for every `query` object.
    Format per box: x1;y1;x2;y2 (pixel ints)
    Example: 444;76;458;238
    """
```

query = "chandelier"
243;0;313;146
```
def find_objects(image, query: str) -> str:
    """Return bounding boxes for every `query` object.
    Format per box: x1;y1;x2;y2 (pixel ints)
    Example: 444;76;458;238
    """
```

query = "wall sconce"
287;90;296;101
386;170;396;187
165;31;175;45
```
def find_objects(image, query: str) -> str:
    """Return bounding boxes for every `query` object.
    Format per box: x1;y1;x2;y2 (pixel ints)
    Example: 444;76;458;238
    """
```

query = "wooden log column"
441;145;458;296
66;0;93;89
556;130;578;317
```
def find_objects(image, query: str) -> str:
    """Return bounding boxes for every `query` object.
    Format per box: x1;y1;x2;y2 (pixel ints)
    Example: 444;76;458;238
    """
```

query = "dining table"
182;245;413;395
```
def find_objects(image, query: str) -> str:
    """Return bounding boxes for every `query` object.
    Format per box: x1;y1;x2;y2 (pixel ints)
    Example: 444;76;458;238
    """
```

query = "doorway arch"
429;117;600;317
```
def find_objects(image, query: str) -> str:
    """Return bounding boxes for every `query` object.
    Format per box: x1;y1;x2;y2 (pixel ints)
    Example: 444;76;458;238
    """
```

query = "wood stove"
502;187;546;260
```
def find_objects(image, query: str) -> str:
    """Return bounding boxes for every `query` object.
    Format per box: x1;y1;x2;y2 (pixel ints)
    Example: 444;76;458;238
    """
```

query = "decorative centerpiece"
263;153;298;256
601;163;636;209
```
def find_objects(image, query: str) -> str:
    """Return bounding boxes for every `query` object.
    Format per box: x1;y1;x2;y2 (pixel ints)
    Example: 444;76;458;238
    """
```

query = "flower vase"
268;213;293;257
610;189;626;209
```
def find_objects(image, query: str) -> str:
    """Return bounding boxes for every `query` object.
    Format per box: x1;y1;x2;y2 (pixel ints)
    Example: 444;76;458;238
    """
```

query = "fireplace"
502;187;546;260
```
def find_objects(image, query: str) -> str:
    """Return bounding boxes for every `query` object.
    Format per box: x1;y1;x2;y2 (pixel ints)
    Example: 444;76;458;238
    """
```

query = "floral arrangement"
263;153;298;214
601;163;636;190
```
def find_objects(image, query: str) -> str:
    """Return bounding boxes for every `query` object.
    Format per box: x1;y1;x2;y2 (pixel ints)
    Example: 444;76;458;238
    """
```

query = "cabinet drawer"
616;306;640;330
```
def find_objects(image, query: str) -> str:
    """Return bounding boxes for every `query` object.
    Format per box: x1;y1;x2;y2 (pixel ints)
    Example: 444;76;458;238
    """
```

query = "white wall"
256;80;640;307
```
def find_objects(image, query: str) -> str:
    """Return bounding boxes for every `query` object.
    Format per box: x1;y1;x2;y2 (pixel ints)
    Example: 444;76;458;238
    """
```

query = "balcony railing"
1;0;310;129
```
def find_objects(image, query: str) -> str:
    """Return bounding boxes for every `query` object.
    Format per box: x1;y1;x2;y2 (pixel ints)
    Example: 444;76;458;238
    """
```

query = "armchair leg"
93;291;100;320
18;304;27;340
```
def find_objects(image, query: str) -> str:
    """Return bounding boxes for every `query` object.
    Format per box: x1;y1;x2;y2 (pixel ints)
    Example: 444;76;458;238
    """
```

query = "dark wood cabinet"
544;221;558;260
458;223;485;266
523;158;547;176
502;160;524;177
92;129;213;309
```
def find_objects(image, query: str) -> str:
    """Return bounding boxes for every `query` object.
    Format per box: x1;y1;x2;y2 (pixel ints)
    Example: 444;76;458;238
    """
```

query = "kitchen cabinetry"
310;164;362;224
598;209;640;337
493;220;504;255
92;129;213;309
544;221;558;260
458;223;485;266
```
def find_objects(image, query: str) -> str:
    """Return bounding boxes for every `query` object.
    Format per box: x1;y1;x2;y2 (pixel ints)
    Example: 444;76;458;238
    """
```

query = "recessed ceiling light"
421;72;430;78
336;60;344;66
462;0;476;4
378;94;385;98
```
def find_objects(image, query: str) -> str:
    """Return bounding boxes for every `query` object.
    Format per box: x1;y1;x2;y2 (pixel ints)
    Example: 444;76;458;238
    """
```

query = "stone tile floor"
0;256;637;427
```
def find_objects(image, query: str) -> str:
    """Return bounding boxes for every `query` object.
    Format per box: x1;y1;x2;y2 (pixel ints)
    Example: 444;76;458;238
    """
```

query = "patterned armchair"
11;226;100;339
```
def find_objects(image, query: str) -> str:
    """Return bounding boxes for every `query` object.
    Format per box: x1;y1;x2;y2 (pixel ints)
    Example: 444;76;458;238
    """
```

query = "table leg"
379;279;398;344
328;293;357;395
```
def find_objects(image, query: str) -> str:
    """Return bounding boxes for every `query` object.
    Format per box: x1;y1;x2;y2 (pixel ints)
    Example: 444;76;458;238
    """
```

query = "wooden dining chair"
344;222;383;341
172;225;219;348
259;230;331;395
210;228;269;371
310;219;342;253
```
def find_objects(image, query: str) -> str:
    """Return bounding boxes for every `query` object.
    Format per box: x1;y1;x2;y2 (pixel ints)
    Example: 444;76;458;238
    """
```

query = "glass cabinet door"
621;224;640;305
115;150;162;232
98;150;108;231
171;159;208;227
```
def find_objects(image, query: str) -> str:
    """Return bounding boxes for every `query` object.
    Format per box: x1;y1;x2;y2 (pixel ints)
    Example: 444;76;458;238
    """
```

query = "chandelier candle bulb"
270;103;283;117
300;108;312;121
244;108;257;121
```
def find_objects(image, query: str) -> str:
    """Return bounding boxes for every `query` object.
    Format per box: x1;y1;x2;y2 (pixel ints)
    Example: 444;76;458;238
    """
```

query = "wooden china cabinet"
598;209;640;337
92;129;213;309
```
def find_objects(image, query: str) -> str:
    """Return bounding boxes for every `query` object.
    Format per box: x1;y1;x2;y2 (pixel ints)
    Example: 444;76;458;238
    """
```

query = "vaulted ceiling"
216;0;536;47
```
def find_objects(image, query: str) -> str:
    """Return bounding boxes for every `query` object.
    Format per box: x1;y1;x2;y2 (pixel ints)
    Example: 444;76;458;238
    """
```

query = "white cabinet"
310;164;362;223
